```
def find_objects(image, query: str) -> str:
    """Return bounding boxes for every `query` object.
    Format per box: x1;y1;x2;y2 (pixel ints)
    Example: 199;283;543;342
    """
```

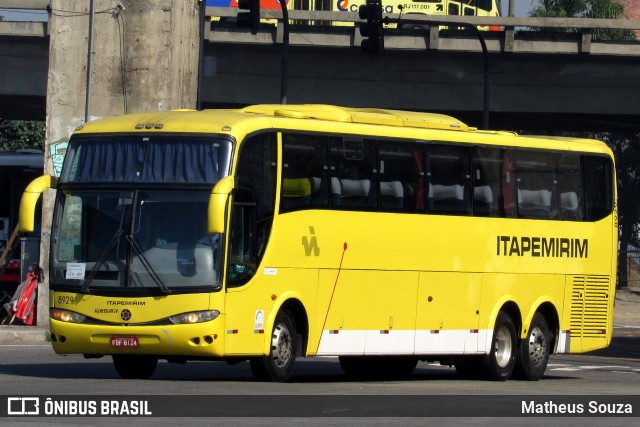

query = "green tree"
531;0;636;40
531;0;587;18
0;120;45;151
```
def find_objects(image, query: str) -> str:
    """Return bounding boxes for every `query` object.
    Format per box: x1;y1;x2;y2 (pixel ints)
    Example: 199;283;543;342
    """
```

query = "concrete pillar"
38;0;201;327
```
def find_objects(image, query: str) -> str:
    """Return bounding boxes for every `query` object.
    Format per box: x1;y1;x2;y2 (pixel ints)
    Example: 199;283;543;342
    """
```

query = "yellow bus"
330;0;501;30
20;105;617;382
331;0;499;17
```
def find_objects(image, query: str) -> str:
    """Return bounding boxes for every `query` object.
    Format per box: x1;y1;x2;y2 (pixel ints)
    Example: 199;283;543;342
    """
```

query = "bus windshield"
50;135;232;294
63;135;231;184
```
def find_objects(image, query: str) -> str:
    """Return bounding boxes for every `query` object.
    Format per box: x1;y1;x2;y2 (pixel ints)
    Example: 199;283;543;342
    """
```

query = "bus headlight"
169;310;220;325
50;308;87;324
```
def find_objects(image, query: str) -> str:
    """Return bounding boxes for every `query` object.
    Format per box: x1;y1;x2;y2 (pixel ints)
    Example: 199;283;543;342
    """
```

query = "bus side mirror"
19;175;56;233
208;176;235;235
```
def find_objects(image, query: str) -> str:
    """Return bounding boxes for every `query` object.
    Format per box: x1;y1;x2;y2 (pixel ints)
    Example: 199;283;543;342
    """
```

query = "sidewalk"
614;285;640;328
0;324;48;344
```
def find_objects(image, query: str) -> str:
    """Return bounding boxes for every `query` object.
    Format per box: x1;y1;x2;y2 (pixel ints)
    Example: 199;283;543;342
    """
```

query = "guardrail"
3;2;640;55
203;7;640;55
4;1;640;32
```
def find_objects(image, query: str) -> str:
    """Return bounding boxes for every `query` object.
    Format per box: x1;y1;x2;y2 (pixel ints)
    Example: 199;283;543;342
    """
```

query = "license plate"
110;336;139;348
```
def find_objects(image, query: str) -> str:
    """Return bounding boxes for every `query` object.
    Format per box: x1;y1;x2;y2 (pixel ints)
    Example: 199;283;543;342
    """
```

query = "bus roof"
73;105;469;134
72;105;610;154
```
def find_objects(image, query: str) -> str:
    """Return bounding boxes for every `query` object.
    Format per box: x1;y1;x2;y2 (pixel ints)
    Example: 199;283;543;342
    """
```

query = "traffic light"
237;0;260;35
359;0;384;56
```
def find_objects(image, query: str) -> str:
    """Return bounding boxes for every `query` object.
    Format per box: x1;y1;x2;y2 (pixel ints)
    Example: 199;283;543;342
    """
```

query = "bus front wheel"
515;313;551;381
250;309;297;382
112;355;158;379
483;311;517;381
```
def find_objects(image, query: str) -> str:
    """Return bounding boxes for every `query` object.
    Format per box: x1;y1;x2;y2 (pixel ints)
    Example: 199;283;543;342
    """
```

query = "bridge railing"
3;2;640;55
205;7;640;32
4;1;640;32
204;7;640;55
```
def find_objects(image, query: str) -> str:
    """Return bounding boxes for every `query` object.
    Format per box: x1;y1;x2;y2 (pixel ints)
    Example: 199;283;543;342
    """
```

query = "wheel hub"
271;323;292;368
528;327;547;366
494;326;513;368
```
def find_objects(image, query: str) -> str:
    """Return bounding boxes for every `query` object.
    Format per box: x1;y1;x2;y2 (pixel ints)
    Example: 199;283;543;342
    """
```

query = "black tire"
339;356;417;379
515;313;551;381
483;311;517;381
112;355;158;379
250;310;297;382
386;357;418;378
339;356;368;377
454;357;484;379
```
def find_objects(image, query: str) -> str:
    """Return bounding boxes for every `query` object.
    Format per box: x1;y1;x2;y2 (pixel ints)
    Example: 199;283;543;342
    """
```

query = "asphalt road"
0;328;639;426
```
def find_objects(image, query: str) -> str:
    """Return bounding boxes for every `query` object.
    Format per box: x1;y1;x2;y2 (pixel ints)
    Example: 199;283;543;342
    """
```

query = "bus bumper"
49;317;226;358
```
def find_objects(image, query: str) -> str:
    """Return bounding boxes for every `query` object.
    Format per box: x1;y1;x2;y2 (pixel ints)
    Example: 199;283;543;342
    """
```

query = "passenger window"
427;145;471;215
583;155;613;221
558;154;582;220
515;151;558;219
281;134;329;213
378;141;425;211
473;147;502;217
329;138;377;209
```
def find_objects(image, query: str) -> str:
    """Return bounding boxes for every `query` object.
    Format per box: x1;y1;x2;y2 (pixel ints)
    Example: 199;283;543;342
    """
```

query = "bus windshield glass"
63;135;231;184
50;135;232;293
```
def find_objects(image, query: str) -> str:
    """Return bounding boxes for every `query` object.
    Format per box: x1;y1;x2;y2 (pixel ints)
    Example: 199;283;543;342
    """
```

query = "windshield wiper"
80;191;170;295
79;228;124;294
125;234;171;295
125;191;170;295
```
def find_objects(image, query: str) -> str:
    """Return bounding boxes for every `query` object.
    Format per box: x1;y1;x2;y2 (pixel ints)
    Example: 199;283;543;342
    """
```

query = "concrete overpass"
2;5;640;131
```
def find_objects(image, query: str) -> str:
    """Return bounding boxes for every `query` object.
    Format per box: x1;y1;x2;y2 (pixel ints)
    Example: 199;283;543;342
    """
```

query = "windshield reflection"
51;188;221;292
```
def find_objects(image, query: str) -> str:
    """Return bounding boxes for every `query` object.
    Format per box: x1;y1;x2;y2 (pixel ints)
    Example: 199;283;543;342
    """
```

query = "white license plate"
110;336;139;348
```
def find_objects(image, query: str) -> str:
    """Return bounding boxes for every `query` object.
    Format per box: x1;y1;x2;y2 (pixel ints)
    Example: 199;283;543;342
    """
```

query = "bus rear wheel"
483;311;517;381
515;313;551;381
112;355;158;379
250;309;297;382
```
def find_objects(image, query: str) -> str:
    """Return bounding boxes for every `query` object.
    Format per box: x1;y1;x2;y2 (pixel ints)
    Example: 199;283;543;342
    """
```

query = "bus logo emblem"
302;226;320;256
121;309;132;321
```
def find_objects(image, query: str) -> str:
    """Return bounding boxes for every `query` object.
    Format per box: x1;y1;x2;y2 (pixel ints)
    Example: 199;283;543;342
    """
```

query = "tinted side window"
558;154;583;220
281;133;329;213
515;151;558;219
583;155;614;221
427;144;471;215
473;147;502;217
379;141;425;211
236;133;277;219
329;138;377;209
